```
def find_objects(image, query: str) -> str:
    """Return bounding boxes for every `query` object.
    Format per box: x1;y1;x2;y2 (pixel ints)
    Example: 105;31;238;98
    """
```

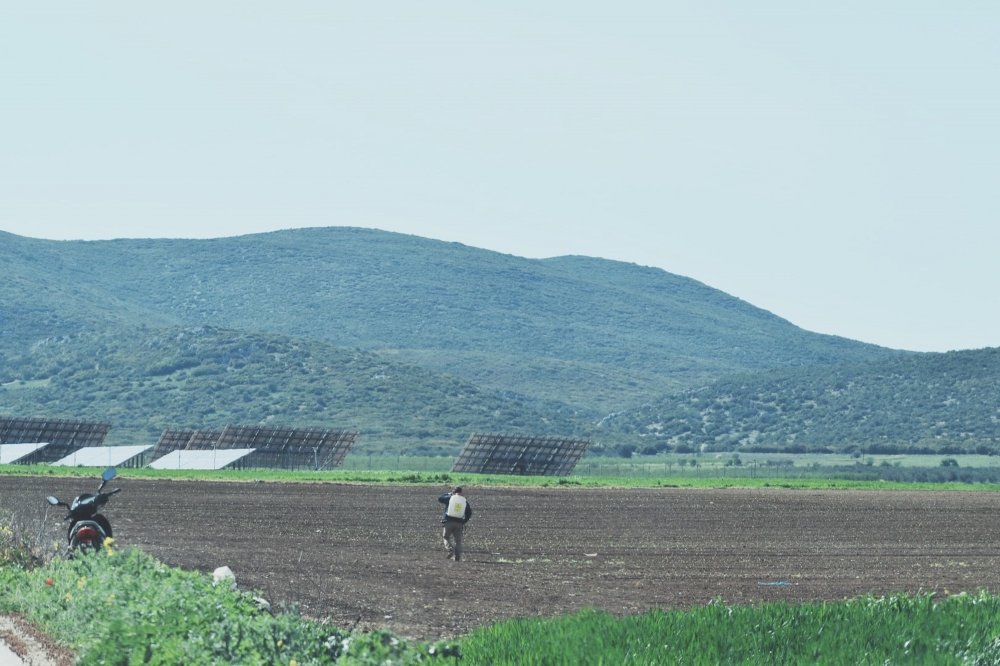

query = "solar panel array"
0;443;48;465
51;445;152;468
150;425;357;470
148;429;222;462
215;425;358;469
451;433;590;476
149;448;257;471
0;416;111;463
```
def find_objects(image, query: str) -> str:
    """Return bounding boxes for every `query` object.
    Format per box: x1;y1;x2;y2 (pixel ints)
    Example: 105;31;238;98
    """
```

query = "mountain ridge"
7;226;988;455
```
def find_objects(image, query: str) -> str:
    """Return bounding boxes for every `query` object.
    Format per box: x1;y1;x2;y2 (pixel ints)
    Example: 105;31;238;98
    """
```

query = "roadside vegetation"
0;528;461;665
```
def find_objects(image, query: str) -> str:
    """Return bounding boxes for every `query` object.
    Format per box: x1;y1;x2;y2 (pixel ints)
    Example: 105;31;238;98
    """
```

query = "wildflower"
64;593;73;603
45;578;54;586
103;537;114;548
290;661;298;666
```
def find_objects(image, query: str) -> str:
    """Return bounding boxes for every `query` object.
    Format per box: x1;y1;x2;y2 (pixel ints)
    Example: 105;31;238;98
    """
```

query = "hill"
596;347;1000;454
0;226;926;452
0;227;893;389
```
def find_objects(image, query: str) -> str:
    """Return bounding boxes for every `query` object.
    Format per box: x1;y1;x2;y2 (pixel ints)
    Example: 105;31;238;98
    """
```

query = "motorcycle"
46;467;121;553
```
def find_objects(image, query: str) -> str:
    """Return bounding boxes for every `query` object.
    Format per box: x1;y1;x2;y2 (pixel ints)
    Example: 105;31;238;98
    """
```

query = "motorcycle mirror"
46;496;60;506
101;467;117;482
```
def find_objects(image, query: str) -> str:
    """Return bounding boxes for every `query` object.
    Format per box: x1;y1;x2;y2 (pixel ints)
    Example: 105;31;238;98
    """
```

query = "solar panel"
50;445;153;468
0;417;111;462
148;429;222;461
149;429;195;459
451;433;590;476
187;429;225;450
214;425;357;469
0;443;48;464
149;448;256;470
148;425;357;469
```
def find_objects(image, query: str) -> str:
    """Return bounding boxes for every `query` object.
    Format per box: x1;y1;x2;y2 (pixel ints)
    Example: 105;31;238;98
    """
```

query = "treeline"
592;440;1000;459
793;463;1000;484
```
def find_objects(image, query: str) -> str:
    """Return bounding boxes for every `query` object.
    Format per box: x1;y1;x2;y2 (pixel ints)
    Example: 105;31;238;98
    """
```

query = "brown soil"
6;477;1000;641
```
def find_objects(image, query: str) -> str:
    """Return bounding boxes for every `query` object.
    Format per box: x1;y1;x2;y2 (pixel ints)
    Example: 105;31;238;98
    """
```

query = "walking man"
438;486;472;561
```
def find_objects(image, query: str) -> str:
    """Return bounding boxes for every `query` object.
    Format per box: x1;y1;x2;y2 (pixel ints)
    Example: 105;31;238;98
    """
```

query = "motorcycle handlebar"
94;489;120;506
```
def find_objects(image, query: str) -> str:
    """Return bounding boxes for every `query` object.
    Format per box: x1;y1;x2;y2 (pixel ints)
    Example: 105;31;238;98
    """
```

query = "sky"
2;3;997;353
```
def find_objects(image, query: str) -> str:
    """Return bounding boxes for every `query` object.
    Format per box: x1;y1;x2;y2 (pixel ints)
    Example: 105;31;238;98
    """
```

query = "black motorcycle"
47;467;121;553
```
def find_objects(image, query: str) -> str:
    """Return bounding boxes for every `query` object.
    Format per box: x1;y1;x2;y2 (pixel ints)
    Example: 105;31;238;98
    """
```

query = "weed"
0;510;58;571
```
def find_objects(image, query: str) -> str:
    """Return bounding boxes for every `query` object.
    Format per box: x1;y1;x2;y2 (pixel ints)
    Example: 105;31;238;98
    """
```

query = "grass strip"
5;463;1000;492
460;595;1000;665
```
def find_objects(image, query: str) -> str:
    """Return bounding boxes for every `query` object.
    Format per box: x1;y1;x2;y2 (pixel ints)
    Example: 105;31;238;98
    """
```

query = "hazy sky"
3;3;997;353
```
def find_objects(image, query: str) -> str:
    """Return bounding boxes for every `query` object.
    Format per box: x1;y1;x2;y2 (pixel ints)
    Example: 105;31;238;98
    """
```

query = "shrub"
0;510;55;571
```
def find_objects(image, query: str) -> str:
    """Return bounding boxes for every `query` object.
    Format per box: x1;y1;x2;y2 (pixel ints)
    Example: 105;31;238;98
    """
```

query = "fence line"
336;456;802;479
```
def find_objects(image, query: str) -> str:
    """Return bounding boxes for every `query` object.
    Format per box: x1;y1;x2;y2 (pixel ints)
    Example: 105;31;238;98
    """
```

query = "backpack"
446;494;467;520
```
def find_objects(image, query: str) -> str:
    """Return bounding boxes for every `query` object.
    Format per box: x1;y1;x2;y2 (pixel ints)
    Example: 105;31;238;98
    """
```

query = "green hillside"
0;228;893;406
11;226;984;455
597;347;1000;454
0;325;587;450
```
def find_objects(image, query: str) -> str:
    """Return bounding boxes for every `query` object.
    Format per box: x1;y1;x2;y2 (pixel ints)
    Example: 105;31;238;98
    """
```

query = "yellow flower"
103;537;114;548
289;660;298;666
64;593;73;602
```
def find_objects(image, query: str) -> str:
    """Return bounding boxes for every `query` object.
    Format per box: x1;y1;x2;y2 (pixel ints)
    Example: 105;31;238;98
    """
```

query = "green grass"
460;595;1000;665
5;461;1000;492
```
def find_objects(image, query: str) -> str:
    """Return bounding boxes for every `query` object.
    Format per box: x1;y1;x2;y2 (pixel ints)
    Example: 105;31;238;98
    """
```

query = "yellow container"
446;494;467;519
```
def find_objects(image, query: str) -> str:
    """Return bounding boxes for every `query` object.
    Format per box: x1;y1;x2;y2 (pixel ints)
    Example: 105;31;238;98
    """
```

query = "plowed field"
6;477;1000;640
